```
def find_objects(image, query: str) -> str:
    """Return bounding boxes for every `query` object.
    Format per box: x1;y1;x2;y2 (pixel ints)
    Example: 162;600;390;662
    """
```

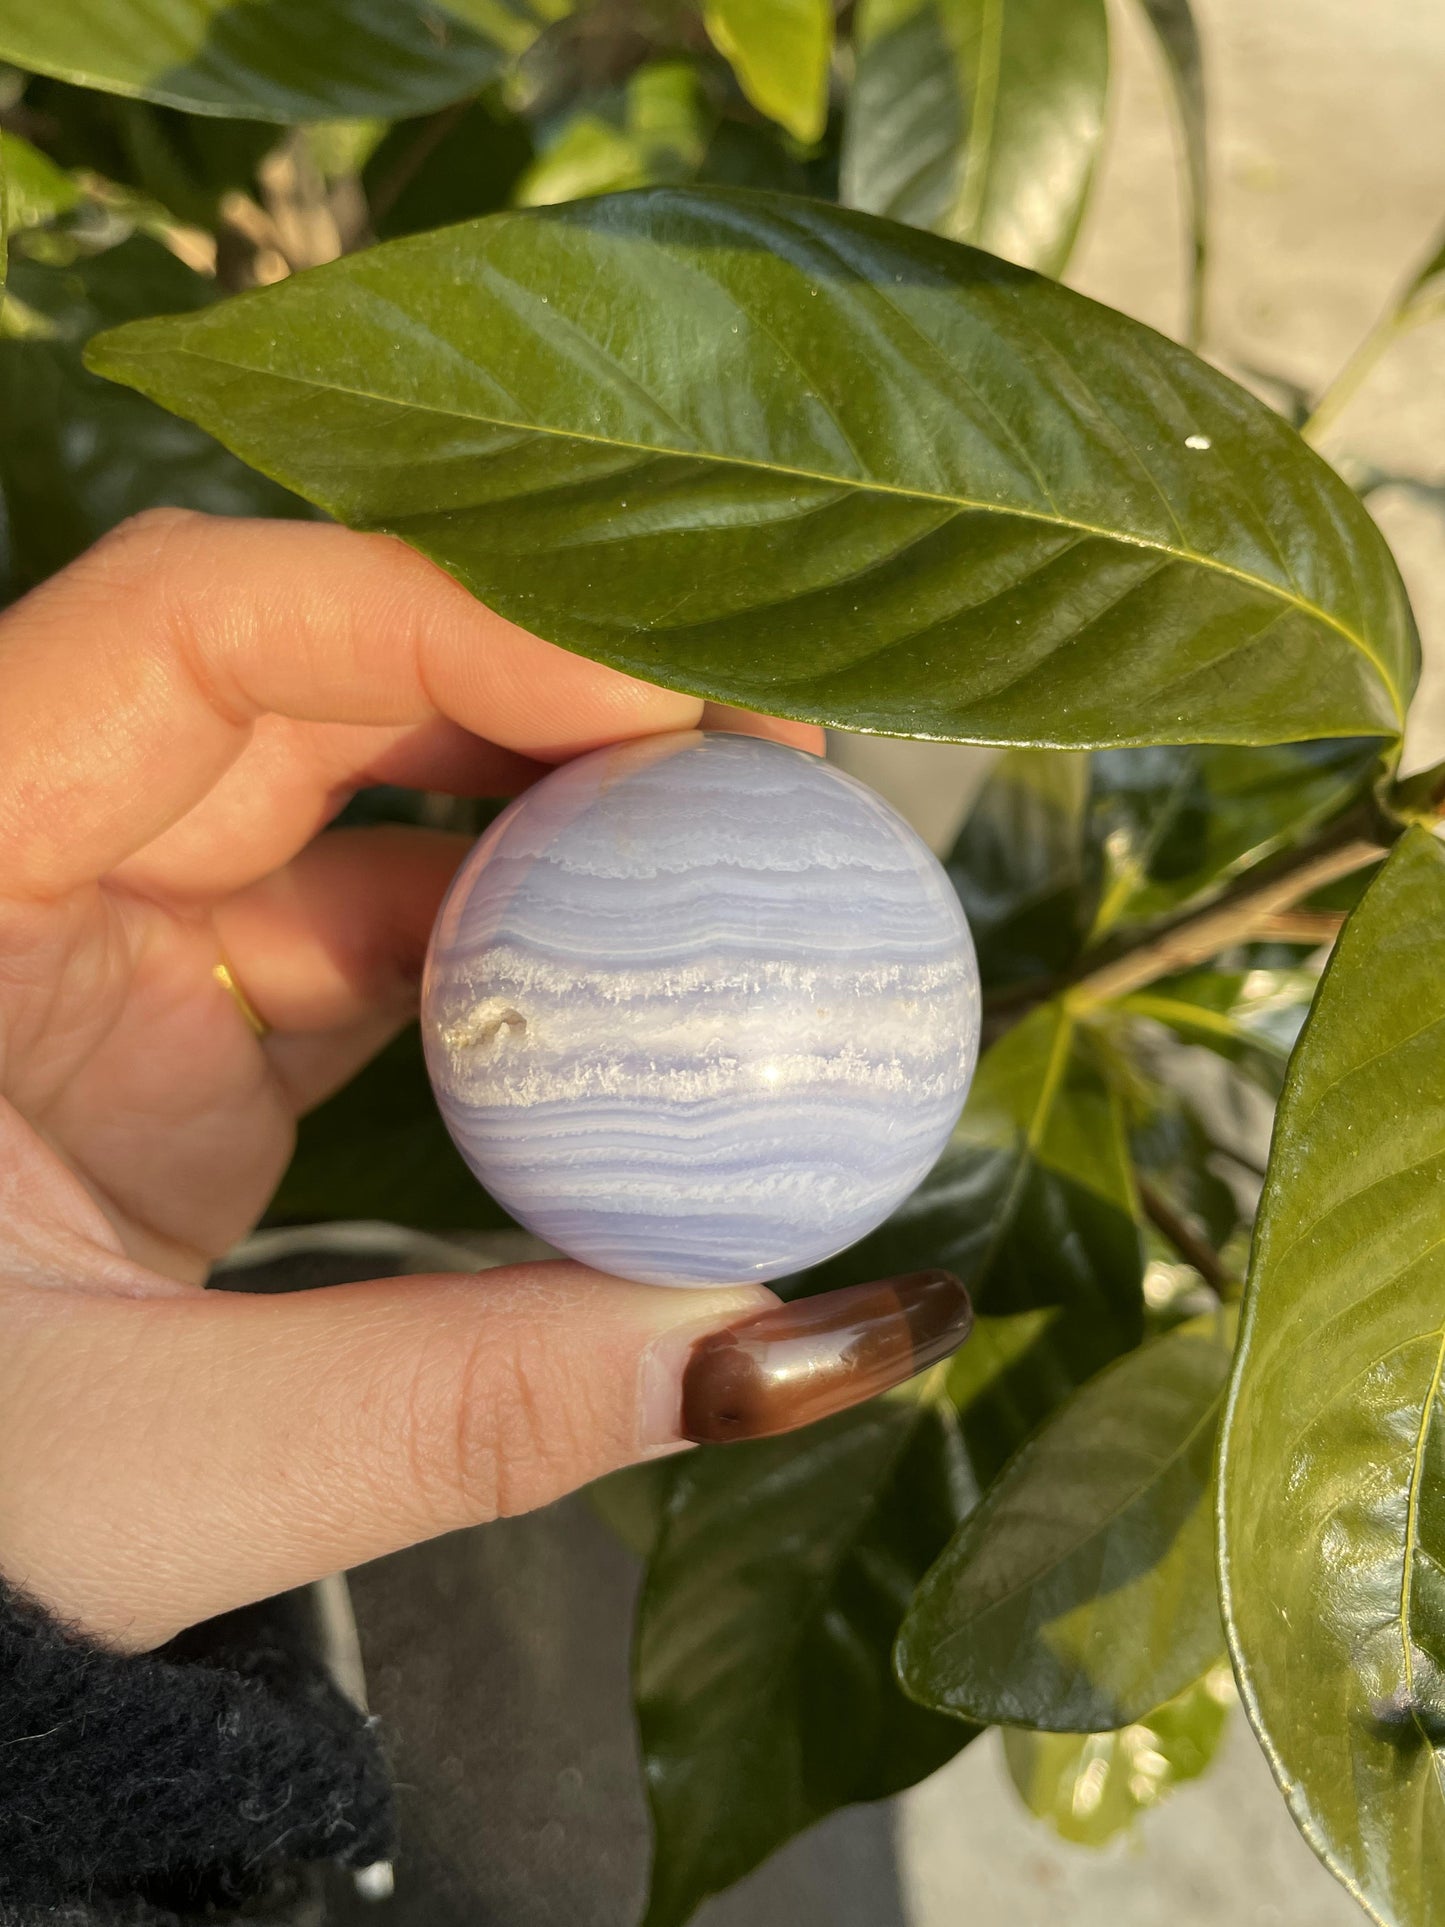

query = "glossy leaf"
0;235;305;604
939;1305;1069;1485
945;748;1094;988
637;1389;977;1927
516;63;712;207
841;0;1108;275
796;1000;1145;1468
634;1296;1086;1927
267;1023;514;1232
1121;964;1318;1096
1219;828;1445;1927
88;188;1417;748
899;1310;1231;1730
702;0;833;145
1135;0;1207;343
0;0;568;122
1004;1663;1234;1846
0;130;81;235
1087;739;1382;937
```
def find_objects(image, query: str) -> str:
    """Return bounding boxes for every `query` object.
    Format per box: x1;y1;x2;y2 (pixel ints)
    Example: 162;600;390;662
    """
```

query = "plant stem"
1137;1175;1236;1296
1070;838;1382;1005
1301;312;1404;445
982;800;1396;1037
1253;909;1345;946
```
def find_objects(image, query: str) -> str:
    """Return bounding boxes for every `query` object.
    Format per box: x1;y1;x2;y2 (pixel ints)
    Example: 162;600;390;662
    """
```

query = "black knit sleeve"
0;1581;395;1925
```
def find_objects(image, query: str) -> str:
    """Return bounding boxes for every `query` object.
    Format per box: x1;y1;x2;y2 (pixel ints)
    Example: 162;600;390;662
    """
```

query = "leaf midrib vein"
113;336;1403;721
957;0;1002;238
1267;1319;1445;1476
941;1384;1222;1633
1400;1324;1445;1807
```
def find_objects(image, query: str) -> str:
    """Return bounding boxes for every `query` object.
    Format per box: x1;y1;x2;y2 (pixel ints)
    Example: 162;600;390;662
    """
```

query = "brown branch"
1070;839;1383;1005
1253;909;1346;946
1136;1176;1236;1296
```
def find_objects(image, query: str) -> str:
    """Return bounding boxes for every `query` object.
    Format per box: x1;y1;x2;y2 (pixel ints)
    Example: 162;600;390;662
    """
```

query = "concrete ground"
838;0;1445;1919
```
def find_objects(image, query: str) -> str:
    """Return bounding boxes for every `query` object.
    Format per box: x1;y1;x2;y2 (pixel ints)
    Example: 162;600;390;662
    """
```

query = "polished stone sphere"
421;731;980;1287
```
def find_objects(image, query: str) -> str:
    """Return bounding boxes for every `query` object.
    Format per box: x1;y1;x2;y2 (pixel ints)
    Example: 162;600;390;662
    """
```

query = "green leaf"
266;1022;514;1232
1219;827;1445;1927
841;0;1108;275
948;740;1377;997
1385;756;1445;833
1396;227;1445;332
516;63;712;208
945;748;1094;989
637;1389;978;1927
1135;0;1207;344
0;130;81;235
1003;1662;1234;1845
86;188;1417;748
1129;1083;1246;1279
636;1304;1135;1924
1087;739;1382;937
702;0;833;146
23;77;279;229
365;91;533;240
796;1000;1145;1469
303;117;388;183
1121;964;1318;1096
0;234;306;604
636;1074;1135;1927
899;1309;1232;1730
695;116;820;196
0;0;566;123
940;1304;1069;1482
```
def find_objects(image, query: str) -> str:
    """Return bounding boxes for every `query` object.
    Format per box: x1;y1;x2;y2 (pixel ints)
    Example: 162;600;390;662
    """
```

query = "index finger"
0;511;714;901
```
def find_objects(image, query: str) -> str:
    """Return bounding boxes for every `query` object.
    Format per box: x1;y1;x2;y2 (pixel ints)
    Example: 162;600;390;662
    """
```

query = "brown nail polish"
680;1270;972;1445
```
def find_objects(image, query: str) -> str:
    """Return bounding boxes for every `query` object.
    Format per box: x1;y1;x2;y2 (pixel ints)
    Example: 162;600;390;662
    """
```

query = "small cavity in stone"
449;1003;528;1052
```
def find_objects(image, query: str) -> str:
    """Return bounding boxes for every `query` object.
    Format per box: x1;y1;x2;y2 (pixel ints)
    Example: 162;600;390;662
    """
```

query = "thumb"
0;1261;969;1650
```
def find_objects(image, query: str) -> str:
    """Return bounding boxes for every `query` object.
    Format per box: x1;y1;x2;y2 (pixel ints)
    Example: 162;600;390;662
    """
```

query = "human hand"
0;511;969;1650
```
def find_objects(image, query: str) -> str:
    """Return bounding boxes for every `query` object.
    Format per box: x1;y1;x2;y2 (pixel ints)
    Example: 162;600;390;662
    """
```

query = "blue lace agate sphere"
422;731;980;1287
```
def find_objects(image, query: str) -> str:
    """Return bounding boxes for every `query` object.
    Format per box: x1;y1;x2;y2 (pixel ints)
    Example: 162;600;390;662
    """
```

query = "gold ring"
212;959;271;1039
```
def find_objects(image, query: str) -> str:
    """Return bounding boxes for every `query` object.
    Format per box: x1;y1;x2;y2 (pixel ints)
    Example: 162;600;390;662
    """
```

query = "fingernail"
676;1271;972;1446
